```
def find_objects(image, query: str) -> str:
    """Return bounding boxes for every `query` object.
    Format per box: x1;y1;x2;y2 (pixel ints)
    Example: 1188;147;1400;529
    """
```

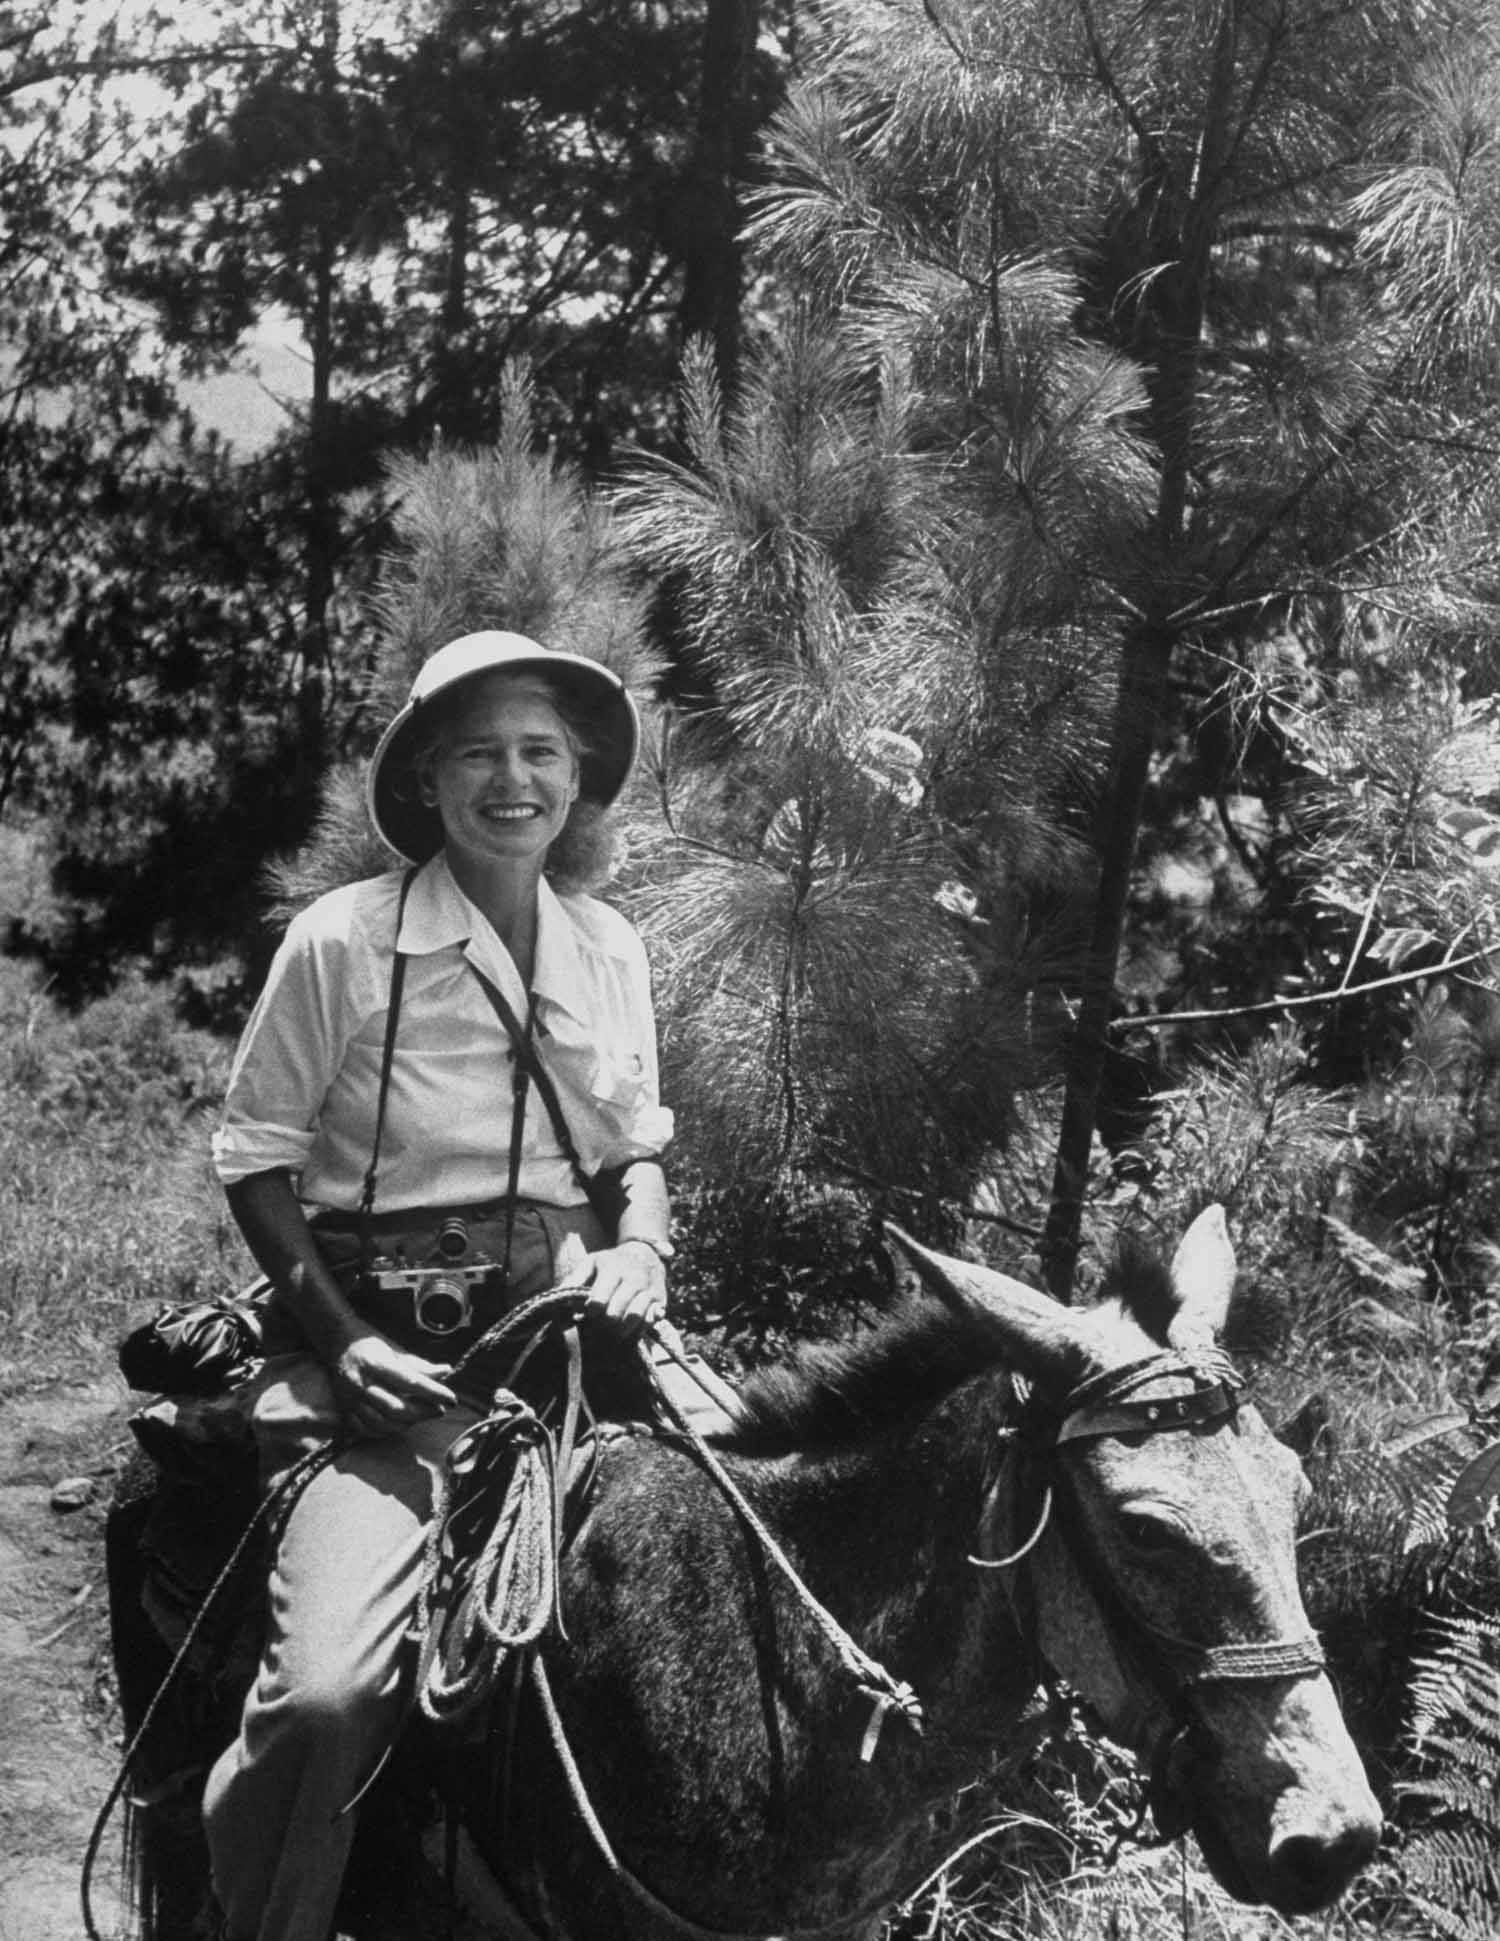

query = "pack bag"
118;1285;272;1396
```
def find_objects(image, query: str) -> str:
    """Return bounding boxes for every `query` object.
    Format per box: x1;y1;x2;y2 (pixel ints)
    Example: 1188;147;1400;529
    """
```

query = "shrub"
0;958;247;1392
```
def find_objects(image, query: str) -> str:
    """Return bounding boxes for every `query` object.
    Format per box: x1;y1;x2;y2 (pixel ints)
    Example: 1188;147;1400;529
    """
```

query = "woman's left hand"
580;1239;668;1336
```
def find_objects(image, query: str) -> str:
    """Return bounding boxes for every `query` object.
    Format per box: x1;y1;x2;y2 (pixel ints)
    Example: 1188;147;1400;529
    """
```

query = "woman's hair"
406;668;621;891
545;796;622;893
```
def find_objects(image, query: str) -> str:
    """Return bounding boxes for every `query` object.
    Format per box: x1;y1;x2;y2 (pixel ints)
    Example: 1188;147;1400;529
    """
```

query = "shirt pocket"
587;1048;650;1107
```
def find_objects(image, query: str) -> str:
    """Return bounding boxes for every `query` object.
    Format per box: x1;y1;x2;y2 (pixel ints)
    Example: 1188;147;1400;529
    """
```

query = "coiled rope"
411;1329;589;1724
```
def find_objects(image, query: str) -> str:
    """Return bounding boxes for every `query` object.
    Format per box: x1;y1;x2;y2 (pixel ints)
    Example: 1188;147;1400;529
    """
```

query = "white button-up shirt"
212;854;673;1213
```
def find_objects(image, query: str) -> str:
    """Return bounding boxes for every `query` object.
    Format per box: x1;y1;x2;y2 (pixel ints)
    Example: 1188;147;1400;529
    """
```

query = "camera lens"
414;1276;468;1334
436;1217;470;1260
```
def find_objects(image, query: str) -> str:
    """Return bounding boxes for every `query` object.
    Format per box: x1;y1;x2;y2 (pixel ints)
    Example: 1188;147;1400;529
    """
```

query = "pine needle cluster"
365;367;660;721
611;0;1210;1224
1352;33;1500;379
617;329;1041;1199
1111;1021;1352;1241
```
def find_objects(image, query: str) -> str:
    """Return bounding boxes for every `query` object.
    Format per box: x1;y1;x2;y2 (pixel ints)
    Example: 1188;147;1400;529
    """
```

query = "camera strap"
465;960;596;1215
357;867;418;1269
499;988;536;1276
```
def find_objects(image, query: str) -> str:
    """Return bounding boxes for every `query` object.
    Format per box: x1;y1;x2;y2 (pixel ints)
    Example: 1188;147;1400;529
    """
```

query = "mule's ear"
883;1224;1087;1391
1166;1204;1236;1351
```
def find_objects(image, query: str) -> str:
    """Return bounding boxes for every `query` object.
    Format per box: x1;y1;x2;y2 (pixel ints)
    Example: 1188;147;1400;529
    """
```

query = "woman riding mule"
205;630;675;1941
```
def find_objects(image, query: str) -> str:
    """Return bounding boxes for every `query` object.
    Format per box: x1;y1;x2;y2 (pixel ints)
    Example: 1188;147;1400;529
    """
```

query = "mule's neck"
771;1374;1045;1785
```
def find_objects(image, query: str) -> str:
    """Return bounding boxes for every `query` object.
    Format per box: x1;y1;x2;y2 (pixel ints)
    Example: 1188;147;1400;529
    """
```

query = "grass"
0;954;252;1395
902;1848;1426;1940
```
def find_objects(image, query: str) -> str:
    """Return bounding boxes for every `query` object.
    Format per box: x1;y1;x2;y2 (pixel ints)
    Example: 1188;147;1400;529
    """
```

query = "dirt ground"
0;1376;132;1941
0;1378;500;1941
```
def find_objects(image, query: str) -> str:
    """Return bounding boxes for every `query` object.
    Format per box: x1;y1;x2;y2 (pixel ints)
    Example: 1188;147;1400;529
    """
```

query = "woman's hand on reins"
332;1331;458;1438
579;1239;668;1337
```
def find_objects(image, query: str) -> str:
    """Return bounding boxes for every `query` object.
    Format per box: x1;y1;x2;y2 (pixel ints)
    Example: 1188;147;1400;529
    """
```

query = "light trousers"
203;1201;604;1941
202;1357;477;1941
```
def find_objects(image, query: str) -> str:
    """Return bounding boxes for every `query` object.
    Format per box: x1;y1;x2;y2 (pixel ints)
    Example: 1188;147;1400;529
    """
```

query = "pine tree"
0;3;189;820
743;0;1500;1292
14;0;794;986
614;319;1113;1284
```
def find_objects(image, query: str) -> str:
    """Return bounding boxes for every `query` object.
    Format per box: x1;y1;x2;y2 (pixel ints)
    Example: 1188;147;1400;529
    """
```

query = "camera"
359;1217;504;1336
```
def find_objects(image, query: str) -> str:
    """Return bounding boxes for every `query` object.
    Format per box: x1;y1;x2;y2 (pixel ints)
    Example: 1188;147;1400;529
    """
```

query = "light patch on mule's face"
1026;1290;1314;1727
1071;1399;1312;1653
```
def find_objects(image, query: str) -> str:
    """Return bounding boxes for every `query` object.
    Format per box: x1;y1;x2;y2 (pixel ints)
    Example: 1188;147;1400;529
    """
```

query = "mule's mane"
1097;1237;1177;1345
715;1239;1190;1456
716;1298;1008;1455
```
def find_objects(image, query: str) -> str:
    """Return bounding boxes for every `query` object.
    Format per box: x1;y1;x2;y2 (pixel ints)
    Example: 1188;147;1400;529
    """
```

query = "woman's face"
421;672;581;871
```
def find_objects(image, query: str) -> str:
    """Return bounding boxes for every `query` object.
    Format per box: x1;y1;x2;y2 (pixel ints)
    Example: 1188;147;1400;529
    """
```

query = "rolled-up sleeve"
211;907;352;1186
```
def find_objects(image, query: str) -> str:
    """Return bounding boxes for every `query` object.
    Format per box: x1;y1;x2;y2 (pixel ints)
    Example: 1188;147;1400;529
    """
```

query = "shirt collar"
395;854;589;1024
395;853;474;955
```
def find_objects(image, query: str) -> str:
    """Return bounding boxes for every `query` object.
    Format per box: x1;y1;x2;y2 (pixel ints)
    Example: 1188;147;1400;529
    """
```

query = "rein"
648;1327;924;1757
80;1435;345;1941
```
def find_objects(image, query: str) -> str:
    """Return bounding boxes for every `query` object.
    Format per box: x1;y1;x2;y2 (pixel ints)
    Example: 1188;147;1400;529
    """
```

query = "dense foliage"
4;0;1497;1290
1;0;784;987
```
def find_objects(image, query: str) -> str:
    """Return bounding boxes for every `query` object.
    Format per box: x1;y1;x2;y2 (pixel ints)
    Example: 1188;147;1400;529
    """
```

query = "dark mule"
107;1207;1380;1939
451;1205;1380;1938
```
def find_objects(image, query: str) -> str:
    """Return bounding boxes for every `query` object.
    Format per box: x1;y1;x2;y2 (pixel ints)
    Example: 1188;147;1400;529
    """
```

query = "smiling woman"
201;628;674;1941
369;634;636;865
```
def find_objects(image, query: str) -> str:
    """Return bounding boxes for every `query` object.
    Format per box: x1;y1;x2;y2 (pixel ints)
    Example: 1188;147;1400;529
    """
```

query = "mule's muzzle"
1265;1819;1383;1916
1191;1781;1383;1914
1158;1709;1382;1915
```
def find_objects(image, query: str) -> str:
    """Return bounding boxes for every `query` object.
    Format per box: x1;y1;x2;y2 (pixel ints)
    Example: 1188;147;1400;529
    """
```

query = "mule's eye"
1120;1510;1186;1557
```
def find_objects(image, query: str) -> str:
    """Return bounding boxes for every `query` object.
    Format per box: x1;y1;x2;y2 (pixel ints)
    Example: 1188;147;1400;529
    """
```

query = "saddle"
112;1301;737;1784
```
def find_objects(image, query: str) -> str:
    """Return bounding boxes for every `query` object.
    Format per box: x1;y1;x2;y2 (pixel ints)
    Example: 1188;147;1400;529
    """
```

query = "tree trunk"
1040;3;1242;1295
297;0;341;802
1039;620;1174;1295
433;176;472;440
677;0;761;395
299;217;336;801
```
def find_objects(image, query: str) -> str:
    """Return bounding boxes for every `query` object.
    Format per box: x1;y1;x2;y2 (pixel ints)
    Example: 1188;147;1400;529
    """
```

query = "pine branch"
1111;947;1496;1035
